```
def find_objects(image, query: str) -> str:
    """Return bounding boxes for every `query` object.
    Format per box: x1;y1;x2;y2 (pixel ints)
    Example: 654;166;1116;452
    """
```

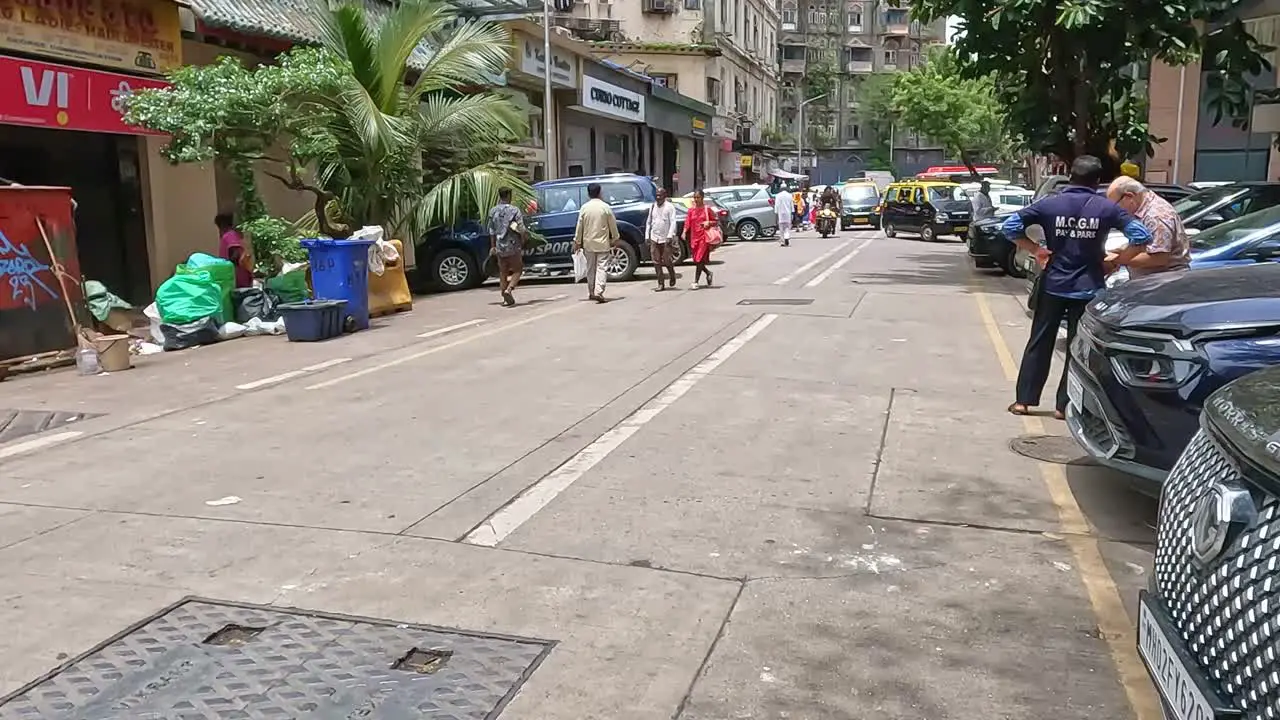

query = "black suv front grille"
1153;430;1280;717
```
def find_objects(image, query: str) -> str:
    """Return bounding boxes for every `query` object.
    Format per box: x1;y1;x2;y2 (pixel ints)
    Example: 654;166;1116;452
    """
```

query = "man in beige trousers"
573;182;620;303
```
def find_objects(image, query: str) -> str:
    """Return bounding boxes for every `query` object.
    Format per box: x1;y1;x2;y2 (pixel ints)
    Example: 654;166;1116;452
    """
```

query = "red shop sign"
0;54;167;135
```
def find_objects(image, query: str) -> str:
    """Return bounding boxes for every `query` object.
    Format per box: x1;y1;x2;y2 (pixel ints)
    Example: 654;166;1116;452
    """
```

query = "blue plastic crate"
278;300;348;342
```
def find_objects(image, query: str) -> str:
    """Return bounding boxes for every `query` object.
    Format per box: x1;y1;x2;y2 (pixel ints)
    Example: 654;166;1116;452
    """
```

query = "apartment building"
562;0;781;186
777;0;946;181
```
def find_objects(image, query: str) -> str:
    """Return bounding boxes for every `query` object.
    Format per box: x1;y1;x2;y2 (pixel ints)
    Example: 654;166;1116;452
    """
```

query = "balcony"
846;60;873;73
555;16;622;41
882;21;909;35
781;58;806;73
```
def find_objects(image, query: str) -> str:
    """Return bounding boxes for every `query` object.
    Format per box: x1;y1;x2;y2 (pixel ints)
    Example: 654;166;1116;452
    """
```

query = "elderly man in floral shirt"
1104;176;1190;278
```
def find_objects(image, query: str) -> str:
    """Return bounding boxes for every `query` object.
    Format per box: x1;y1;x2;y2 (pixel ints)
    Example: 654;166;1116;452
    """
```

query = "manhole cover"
736;298;814;306
0;597;555;719
1009;434;1096;465
0;408;100;445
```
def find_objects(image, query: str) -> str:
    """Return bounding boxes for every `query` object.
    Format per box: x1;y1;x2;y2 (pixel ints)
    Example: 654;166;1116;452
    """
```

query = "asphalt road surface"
0;228;1161;719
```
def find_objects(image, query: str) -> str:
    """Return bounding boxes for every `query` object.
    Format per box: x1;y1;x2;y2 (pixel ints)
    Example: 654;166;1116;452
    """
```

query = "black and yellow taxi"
879;179;973;242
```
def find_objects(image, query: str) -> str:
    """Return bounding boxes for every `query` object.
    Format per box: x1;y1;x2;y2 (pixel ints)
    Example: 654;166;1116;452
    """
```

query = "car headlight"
935;212;949;221
1109;353;1200;388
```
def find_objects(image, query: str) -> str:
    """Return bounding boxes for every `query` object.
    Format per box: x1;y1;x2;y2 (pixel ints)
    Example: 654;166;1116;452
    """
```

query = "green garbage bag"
266;266;311;303
177;253;235;323
155;270;224;325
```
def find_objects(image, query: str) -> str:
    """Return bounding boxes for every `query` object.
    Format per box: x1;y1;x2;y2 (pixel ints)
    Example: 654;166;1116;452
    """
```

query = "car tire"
736;219;761;241
1000;246;1026;278
430;247;481;291
972;257;998;269
883;222;897;238
920;225;937;242
605;241;639;282
668;238;687;264
957;232;968;242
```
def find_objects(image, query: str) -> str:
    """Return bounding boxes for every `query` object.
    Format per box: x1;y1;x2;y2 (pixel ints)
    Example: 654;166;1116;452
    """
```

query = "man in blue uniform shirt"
1001;155;1152;418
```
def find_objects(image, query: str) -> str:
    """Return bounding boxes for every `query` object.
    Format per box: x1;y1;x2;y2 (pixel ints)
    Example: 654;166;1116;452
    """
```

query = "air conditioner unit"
642;0;675;13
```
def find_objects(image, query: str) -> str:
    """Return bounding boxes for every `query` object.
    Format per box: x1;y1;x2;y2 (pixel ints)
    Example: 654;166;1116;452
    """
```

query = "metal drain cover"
1009;434;1095;465
737;298;814;305
0;408;100;445
0;597;555;719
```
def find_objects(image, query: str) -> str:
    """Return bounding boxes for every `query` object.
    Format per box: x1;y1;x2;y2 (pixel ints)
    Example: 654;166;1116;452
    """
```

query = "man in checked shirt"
1104;176;1191;278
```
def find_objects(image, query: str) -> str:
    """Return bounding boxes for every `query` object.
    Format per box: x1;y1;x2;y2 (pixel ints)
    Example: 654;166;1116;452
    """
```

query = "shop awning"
769;169;808;180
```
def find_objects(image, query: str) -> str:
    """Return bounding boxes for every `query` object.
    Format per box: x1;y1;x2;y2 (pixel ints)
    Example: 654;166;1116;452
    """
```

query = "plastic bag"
218;321;247;340
155;270;224;325
245;317;286;336
143;302;164;344
573;250;588;282
232;287;280;323
266;266;311;304
161;317;221;351
368;237;400;277
178;254;235;322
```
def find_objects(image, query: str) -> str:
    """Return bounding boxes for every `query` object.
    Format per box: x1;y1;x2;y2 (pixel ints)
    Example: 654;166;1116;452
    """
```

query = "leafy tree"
853;73;899;167
888;46;1021;176
911;0;1273;176
126;0;529;255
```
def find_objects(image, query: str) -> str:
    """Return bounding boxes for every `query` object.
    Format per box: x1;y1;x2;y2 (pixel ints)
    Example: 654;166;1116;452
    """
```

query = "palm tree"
311;0;533;240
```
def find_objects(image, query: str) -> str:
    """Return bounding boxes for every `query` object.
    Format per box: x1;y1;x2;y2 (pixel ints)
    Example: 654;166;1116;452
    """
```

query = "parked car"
669;195;732;237
693;185;778;241
880;179;972;242
1064;263;1280;494
1103;202;1280;287
1139;363;1280;720
966;206;1023;276
1032;175;1194;204
414;174;686;292
839;182;881;229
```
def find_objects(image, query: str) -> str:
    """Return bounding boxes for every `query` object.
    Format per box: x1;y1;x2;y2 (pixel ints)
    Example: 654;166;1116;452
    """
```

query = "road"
0;228;1161;719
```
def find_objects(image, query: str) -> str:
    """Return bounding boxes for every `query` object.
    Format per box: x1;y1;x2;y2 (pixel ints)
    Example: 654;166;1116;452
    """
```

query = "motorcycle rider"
820;185;841;233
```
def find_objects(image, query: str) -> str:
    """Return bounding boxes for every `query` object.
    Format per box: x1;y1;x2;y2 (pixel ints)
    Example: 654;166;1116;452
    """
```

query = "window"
539;186;584;213
883;49;897;66
848;4;862;29
651;73;678;90
846;123;861;141
599;181;644;205
807;3;816;24
781;4;797;28
720;0;727;28
684;0;700;8
782;45;804;59
706;77;722;106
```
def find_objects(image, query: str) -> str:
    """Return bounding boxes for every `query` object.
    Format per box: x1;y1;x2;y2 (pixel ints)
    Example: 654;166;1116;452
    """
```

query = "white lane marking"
417;318;486;339
236;358;353;390
307;302;576;390
0;431;82;461
463;313;780;547
771;240;853;285
803;237;874;288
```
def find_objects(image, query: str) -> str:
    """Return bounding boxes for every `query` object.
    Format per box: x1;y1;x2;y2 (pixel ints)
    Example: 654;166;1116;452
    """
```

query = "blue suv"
415;174;687;292
1064;262;1280;495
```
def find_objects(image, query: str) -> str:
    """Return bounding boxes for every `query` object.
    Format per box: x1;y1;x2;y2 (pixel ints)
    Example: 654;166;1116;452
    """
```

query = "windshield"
1173;185;1248;217
842;185;879;202
928;186;968;202
994;192;1031;207
1189;204;1280;251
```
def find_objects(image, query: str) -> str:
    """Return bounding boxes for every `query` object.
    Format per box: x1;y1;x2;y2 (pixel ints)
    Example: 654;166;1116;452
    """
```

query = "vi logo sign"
19;66;71;125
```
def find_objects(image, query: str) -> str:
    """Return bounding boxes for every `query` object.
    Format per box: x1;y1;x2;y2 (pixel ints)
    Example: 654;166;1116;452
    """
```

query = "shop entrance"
0;126;150;304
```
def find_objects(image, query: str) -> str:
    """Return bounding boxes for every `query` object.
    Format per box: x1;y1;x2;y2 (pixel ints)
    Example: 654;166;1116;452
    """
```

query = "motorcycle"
817;204;838;238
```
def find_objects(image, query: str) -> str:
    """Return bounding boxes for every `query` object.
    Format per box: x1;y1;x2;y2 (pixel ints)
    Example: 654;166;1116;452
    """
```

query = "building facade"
777;0;946;181
558;0;781;188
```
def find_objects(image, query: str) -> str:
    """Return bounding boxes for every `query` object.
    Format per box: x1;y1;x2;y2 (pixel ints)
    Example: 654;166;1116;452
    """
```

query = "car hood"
1091;263;1280;336
1203;366;1280;475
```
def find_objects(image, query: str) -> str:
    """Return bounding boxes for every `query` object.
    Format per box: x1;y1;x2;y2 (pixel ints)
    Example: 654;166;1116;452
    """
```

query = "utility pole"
798;94;828;174
542;0;560;180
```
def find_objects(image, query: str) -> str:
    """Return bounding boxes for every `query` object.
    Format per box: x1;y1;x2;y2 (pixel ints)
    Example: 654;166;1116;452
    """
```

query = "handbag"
705;224;724;247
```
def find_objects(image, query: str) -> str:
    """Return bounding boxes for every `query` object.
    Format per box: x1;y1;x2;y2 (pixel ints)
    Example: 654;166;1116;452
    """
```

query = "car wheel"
604;242;639;282
430;248;481;291
972;257;998;269
920;225;937;242
957;232;968;242
668;238;687;264
883;222;897;238
736;219;761;241
1000;246;1027;278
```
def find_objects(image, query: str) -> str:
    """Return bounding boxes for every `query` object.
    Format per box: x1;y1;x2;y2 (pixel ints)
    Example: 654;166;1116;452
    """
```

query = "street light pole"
542;0;557;180
796;93;827;174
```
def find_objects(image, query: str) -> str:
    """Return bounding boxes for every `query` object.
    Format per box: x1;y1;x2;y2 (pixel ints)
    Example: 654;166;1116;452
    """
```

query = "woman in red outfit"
683;189;715;288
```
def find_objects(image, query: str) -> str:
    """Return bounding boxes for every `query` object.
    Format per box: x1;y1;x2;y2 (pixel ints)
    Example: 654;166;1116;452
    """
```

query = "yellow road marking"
973;288;1161;720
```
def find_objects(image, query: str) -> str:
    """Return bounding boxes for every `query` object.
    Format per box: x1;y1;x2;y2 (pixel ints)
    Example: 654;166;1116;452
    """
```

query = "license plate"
1138;593;1234;720
1066;370;1084;410
853;217;868;223
954;225;968;233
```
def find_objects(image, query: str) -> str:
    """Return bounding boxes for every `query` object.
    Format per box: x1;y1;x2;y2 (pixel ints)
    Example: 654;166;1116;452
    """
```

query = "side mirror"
1196;212;1225;228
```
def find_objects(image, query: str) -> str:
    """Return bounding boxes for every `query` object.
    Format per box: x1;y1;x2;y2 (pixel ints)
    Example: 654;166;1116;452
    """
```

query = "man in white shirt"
573;183;621;303
774;186;795;246
645;187;678;291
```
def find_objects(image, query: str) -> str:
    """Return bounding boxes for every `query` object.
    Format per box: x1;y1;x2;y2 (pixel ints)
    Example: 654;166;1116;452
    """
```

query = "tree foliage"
125;0;530;254
911;0;1273;175
854;48;1019;176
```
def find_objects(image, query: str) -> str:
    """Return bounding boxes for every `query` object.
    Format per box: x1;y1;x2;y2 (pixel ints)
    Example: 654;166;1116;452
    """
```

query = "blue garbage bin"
300;237;375;331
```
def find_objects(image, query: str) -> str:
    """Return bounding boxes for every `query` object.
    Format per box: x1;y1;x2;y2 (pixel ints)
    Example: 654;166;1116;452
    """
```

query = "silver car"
690;185;779;241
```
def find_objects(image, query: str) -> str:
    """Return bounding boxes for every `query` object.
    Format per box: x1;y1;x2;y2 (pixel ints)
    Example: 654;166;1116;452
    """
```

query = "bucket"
94;335;133;372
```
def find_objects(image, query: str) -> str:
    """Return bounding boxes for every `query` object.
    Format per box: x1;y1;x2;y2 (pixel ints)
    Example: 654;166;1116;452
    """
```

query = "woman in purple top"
215;213;253;288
